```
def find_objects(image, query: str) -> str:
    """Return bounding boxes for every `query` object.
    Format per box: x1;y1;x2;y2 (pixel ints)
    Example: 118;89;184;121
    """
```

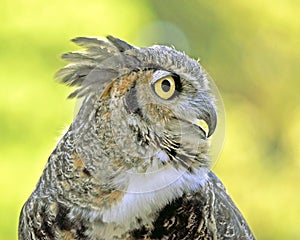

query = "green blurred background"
1;0;300;239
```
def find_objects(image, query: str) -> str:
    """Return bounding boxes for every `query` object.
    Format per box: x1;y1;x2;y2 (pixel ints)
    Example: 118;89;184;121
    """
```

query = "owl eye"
153;76;176;100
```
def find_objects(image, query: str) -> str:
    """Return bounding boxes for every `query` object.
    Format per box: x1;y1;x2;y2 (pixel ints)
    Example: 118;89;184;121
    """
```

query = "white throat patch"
102;165;209;225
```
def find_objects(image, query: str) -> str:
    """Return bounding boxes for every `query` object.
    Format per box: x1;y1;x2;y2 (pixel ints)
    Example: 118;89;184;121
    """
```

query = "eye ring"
153;76;176;100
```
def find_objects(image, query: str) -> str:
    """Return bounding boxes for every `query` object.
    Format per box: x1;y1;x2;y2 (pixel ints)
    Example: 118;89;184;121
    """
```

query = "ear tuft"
106;35;135;52
56;36;139;98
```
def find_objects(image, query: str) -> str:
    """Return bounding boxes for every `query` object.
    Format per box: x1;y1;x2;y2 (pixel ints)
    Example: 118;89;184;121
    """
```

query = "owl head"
57;36;217;176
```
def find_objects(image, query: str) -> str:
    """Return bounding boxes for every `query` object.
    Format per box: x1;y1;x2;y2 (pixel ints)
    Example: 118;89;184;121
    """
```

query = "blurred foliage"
1;0;299;239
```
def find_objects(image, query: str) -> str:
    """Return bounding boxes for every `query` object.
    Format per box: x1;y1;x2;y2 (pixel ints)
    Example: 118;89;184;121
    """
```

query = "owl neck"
34;100;211;237
72;94;210;177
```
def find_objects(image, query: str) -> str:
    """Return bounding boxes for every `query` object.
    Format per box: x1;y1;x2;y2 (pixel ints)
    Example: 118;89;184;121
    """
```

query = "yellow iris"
154;76;176;100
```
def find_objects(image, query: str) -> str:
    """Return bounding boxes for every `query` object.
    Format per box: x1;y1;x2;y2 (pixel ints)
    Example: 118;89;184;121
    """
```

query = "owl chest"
85;167;209;239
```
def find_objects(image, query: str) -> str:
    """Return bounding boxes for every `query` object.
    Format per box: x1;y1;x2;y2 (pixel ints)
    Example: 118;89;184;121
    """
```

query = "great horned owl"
19;36;255;240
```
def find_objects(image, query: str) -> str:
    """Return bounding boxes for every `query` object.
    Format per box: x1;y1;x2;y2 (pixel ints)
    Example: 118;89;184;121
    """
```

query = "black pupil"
161;79;171;92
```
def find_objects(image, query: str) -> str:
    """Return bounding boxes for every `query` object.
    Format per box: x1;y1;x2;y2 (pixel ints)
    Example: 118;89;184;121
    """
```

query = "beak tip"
207;114;217;138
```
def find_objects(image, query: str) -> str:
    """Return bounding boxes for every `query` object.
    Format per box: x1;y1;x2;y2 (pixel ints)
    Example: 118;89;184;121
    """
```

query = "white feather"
102;165;209;225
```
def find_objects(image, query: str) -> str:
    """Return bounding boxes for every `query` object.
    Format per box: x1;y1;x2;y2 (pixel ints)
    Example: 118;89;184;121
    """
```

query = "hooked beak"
196;103;217;138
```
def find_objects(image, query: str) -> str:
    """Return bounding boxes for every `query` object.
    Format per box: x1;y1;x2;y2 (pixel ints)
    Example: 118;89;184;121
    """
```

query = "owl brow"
139;65;173;74
151;70;174;84
144;68;181;86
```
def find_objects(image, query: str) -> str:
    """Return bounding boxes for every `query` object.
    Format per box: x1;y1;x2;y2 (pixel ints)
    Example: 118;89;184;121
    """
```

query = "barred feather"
56;36;138;98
